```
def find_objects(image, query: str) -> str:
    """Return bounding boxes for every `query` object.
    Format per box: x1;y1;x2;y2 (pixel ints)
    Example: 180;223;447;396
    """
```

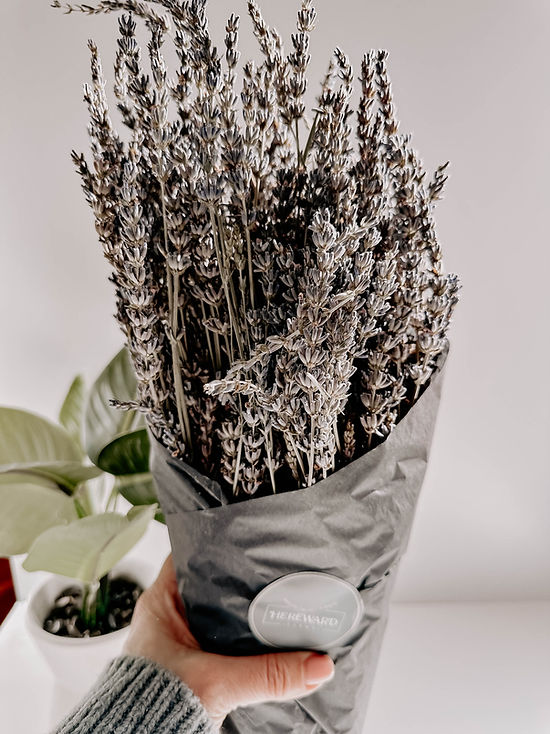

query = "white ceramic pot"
25;558;158;694
9;554;49;601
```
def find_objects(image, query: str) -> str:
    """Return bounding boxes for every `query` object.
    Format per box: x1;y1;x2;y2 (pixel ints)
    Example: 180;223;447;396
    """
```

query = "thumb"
216;651;334;711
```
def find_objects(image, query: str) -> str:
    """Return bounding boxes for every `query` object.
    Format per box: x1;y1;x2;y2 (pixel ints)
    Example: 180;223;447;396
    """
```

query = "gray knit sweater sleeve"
50;655;215;734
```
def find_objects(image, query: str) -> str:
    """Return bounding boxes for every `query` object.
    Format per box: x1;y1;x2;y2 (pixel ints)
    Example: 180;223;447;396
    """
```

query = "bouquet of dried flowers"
54;0;458;496
54;1;459;731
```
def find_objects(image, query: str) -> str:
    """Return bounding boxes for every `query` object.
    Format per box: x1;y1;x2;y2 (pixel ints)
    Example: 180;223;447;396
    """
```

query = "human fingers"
190;650;334;727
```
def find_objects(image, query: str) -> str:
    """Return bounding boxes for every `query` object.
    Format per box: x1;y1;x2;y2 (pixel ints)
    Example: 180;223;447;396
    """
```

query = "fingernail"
304;653;334;686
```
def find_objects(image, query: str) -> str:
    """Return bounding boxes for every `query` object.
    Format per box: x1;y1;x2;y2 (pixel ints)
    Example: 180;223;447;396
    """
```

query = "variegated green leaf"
23;504;157;582
84;348;144;466
59;375;86;453
0;473;78;555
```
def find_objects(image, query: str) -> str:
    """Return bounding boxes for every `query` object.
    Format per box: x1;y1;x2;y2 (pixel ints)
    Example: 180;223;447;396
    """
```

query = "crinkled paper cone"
148;348;447;733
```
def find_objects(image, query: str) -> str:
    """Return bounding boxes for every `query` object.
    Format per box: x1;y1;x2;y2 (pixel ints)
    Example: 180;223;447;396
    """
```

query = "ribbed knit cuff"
51;655;215;734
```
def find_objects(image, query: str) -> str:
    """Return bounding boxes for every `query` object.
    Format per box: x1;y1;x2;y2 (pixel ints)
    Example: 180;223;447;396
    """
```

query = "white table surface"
1;597;549;734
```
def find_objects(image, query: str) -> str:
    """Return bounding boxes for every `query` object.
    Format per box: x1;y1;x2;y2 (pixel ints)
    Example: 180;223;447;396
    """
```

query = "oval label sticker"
248;571;364;650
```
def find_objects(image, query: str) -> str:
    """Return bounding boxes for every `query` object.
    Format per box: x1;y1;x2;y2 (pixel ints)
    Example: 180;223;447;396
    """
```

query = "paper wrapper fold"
148;350;447;733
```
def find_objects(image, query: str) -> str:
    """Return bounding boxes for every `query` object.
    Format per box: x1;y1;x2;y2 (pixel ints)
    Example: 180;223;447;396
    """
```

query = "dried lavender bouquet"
55;1;459;731
54;0;458;500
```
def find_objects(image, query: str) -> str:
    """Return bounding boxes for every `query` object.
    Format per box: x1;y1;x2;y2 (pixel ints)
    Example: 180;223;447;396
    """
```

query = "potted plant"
53;1;461;729
0;348;160;692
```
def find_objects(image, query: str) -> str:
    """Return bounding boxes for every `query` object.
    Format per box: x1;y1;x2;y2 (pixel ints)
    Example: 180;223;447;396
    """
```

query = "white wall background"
1;0;548;602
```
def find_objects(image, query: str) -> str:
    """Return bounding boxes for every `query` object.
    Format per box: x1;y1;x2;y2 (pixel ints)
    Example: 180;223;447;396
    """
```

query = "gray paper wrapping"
148;350;447;733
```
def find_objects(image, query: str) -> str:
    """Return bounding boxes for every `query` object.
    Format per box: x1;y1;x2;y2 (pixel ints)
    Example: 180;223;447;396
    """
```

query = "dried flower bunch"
54;0;460;498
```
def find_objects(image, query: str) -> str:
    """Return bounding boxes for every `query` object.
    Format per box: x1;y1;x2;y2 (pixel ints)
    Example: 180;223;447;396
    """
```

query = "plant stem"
333;420;341;452
241;198;256;310
214;304;230;367
73;495;88;518
301;111;320;167
80;575;111;630
216;210;248;357
166;266;194;459
308;413;315;487
173;270;189;357
232;433;243;495
264;425;277;493
200;300;216;370
209;206;244;360
97;574;110;621
159;179;170;257
81;579;99;629
287;433;306;484
104;479;119;513
295;118;301;169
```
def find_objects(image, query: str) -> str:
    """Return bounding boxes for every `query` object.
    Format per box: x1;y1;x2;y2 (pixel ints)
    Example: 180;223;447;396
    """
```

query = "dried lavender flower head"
54;0;460;497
